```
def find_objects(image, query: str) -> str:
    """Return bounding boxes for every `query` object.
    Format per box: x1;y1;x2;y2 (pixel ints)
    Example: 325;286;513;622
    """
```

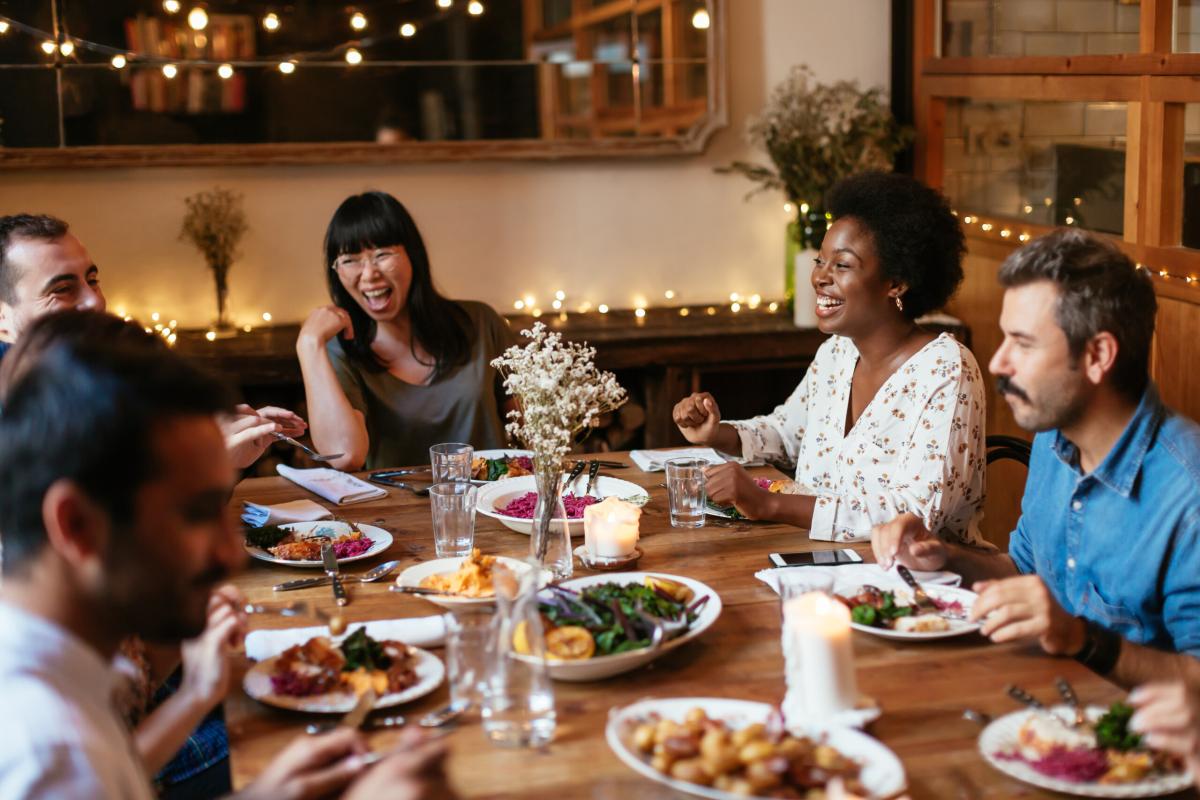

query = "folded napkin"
245;616;447;661
276;465;387;506
241;498;333;527
630;447;732;472
755;562;963;596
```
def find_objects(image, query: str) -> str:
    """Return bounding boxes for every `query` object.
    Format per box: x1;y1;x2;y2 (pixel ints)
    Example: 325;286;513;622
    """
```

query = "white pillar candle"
583;496;640;559
781;592;857;724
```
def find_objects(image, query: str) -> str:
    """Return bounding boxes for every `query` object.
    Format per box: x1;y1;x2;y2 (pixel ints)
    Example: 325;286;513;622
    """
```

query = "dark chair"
981;434;1032;549
986;434;1031;467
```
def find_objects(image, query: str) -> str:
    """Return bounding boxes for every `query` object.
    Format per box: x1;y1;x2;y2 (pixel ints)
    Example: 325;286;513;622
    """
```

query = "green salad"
539;579;708;656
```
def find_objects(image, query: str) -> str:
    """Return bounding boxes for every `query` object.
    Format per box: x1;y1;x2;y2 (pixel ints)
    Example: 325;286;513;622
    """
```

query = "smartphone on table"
768;549;863;568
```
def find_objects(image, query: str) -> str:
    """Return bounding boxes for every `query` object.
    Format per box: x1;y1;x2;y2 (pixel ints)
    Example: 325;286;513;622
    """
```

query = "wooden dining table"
226;452;1177;800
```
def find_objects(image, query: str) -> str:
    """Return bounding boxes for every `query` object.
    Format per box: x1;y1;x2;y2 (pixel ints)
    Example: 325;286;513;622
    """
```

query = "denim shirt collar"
1050;383;1164;497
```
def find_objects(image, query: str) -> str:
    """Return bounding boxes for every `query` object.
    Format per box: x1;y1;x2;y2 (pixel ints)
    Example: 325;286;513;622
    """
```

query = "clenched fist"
672;392;722;446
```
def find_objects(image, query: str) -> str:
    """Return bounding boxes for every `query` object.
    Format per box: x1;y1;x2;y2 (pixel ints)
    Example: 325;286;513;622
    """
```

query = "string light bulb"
350;11;368;30
262;12;281;31
0;20;9;34
40;40;56;55
634;307;646;318
437;0;453;7
162;63;178;79
111;54;127;68
514;300;525;310
217;63;233;79
163;0;181;13
552;299;562;310
748;293;762;308
205;331;217;342
468;1;484;15
691;8;711;29
344;48;362;65
768;302;779;313
187;6;208;31
58;40;74;56
262;312;272;322
278;59;296;74
598;304;609;314
980;222;993;232
731;302;742;313
706;306;717;315
400;22;416;37
679;307;690;316
554;290;565;301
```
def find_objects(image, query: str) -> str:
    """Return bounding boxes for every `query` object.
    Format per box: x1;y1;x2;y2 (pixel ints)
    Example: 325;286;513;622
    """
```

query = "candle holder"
574;544;643;571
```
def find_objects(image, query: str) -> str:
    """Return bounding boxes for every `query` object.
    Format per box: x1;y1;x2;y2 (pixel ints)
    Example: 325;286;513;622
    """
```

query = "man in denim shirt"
874;229;1200;688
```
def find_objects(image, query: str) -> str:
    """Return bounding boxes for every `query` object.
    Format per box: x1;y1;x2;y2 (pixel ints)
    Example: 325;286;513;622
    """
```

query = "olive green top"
326;300;517;469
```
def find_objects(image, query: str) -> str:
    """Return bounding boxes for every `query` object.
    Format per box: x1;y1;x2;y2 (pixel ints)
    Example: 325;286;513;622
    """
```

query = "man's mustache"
995;375;1030;403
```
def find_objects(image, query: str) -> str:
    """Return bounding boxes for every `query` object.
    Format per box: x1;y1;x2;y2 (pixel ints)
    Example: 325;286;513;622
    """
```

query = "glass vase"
530;460;572;580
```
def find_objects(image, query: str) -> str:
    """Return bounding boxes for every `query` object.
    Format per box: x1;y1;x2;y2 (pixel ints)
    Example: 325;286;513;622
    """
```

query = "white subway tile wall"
942;0;1142;57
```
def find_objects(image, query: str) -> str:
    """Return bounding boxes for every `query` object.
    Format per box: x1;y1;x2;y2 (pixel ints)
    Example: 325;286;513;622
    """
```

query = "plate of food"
512;572;722;682
243;521;392;568
393;549;546;608
705;479;789;520
475;475;650;536
980;701;1190;797
607;697;906;799
243;627;444;713
471;449;535;481
833;583;980;641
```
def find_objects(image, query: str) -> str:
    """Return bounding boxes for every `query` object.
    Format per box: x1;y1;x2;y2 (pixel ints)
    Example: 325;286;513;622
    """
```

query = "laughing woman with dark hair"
298;192;516;470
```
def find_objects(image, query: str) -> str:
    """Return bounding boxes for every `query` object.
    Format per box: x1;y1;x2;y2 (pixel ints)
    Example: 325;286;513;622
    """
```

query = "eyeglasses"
331;248;404;276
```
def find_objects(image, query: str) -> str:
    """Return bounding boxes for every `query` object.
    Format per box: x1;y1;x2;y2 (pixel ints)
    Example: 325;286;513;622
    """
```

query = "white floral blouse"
726;333;987;544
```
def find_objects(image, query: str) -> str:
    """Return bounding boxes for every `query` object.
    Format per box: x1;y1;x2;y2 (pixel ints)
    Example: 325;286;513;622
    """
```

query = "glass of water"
430;482;477;558
444;611;495;712
666;457;707;528
430;442;474;484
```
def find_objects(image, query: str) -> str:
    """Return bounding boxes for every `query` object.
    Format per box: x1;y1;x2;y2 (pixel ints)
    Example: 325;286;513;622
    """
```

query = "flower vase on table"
531;458;571;580
786;205;827;329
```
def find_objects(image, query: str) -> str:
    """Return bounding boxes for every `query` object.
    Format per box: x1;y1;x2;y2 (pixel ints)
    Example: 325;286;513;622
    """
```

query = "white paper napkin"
241;499;333;527
630;447;731;472
245;616;447;661
276;465;387;506
755;562;963;595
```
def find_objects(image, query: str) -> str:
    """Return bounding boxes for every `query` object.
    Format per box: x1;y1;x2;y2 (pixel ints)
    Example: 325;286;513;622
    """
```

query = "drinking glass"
777;570;835;603
430;442;474;484
444;611;495;712
665;457;706;528
430;482;477;558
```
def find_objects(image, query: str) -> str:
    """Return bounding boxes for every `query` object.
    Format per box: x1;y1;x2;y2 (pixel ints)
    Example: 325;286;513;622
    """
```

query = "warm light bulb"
468;1;484;15
0;21;9;34
691;8;711;29
111;54;127;68
205;331;216;341
400;22;416;37
531;308;542;318
1023;204;1033;214
962;215;974;224
262;12;280;31
768;302;779;312
664;289;676;300
162;63;178;79
350;11;368;30
706;306;716;315
437;0;452;7
523;295;535;307
679;307;690;317
217;63;233;79
554;290;566;301
635;307;646;318
729;292;740;302
151;312;161;322
278;59;296;74
1000;229;1012;238
167;333;177;345
748;293;761;308
731;302;742;313
1065;216;1075;225
552;299;562;310
1019;233;1030;242
243;324;253;333
344;48;362;65
980;222;993;232
514;300;525;310
598;304;609;314
262;312;272;322
58;41;74;57
187;6;208;30
783;202;794;215
41;40;56;55
800;202;810;214
169;319;177;328
163;0;181;13
154;323;163;331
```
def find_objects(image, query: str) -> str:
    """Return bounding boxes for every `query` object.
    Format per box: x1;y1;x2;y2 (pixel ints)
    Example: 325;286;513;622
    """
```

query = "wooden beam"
925;53;1200;76
1141;99;1185;247
1140;0;1175;54
922;74;1142;101
912;0;938;184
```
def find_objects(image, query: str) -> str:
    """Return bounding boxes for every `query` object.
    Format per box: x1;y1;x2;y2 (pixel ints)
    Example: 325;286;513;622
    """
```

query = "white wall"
0;0;891;328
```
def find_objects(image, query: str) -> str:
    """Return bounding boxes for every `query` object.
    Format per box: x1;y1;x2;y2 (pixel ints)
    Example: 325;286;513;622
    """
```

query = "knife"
895;564;940;614
274;576;331;592
583;459;601;496
342;688;377;730
562;460;586;490
321;542;349;607
388;584;464;597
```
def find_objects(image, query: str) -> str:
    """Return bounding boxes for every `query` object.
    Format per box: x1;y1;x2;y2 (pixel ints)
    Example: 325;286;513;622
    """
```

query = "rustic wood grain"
224;453;1152;799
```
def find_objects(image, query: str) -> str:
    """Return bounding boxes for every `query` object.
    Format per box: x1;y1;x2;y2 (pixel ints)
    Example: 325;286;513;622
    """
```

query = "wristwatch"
1073;618;1122;676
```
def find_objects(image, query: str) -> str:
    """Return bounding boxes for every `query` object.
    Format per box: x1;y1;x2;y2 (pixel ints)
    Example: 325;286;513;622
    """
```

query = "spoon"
418;700;469;728
273;560;402;592
272;433;343;462
244;601;349;635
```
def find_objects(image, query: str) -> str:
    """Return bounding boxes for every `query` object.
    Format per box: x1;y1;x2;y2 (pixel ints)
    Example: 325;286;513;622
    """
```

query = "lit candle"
583;496;640;558
781;592;857;723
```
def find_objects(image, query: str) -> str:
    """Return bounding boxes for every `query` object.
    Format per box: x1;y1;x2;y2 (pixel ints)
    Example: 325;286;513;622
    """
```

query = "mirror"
0;0;726;167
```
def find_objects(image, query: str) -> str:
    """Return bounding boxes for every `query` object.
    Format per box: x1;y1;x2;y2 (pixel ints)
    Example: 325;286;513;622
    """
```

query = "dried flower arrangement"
180;187;248;329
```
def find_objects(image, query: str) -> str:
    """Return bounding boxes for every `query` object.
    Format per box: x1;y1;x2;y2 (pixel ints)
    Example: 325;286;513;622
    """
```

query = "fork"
583;460;601;497
273;433;343;462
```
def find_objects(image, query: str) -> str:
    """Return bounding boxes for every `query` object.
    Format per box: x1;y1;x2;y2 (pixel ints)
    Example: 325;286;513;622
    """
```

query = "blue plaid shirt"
1009;384;1200;654
152;671;229;786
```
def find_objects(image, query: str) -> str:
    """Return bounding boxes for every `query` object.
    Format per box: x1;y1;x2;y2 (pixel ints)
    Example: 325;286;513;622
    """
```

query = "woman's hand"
703;462;771;519
1130;682;1200;784
178;585;247;711
219;404;307;469
672;392;722;446
298;305;354;351
237;729;372;800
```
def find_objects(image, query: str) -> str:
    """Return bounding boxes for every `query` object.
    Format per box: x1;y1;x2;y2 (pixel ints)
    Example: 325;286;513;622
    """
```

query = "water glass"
777;570;835;603
430;482;477;558
665;457;706;528
430;442;474;484
444;611;495;711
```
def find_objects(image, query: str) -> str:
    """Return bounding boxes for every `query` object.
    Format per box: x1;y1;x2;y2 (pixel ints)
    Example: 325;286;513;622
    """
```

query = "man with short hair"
0;323;448;799
873;228;1200;689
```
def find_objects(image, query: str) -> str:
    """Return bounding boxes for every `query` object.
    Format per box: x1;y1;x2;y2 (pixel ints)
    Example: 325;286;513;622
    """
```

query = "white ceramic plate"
979;706;1192;797
393;555;547;608
521;572;722;682
834;582;981;641
472;449;534;471
475;475;650;536
244;521;393;569
606;697;907;799
243;644;444;713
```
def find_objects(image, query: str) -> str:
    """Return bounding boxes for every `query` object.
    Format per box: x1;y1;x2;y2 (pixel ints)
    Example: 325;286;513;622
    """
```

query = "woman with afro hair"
672;172;988;545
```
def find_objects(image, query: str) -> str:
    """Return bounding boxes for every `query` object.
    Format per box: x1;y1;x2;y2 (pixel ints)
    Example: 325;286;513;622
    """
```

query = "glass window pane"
1178;0;1200;52
942;0;1140;58
1183;104;1200;246
942;98;1128;235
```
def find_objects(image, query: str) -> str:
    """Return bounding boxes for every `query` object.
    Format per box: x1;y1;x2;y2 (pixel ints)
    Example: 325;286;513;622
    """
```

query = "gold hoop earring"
895;296;904;312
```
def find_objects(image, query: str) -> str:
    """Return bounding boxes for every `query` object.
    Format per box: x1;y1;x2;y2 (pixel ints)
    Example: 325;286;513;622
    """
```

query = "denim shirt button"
1067;558;1076;570
1072;500;1083;511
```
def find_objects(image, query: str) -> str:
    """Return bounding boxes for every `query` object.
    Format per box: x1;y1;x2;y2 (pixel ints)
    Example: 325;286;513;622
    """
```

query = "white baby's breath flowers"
491;322;626;466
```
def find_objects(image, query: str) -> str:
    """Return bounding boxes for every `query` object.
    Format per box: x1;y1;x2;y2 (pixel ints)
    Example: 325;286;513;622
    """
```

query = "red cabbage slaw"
995;746;1110;783
333;537;374;559
497;491;600;519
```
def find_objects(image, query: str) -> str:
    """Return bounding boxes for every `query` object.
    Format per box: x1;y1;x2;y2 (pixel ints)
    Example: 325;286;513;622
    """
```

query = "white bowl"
606;697;907;799
243;521;393;569
475;475;649;536
393;555;547;609
518;572;721;682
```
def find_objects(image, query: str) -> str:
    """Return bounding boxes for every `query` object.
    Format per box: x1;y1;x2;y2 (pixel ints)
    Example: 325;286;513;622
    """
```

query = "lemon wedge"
545;626;595;660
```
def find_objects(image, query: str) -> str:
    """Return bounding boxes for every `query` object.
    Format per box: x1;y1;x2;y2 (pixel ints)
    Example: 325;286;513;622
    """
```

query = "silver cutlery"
1006;683;1045;710
306;714;405;736
388;584;463;597
962;708;992;726
895;564;967;620
583;460;601;497
562;460;586;491
272;432;343;462
1055;676;1088;728
342;688;377;730
273;560;401;592
418;700;469;728
322;542;349;607
366;474;432;495
243;600;348;635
